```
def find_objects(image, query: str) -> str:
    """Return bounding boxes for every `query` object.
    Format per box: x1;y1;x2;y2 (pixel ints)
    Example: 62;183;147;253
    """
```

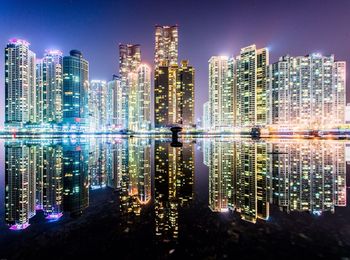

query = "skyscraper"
154;25;178;68
154;61;195;129
267;54;346;129
89;80;107;131
236;45;269;128
154;65;179;128
62;50;89;130
119;44;141;130
106;76;122;130
36;50;63;125
177;60;195;127
5;38;36;129
208;56;235;130
135;64;151;131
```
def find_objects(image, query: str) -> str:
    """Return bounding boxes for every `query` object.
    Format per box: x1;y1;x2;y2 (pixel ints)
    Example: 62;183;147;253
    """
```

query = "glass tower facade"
62;50;89;130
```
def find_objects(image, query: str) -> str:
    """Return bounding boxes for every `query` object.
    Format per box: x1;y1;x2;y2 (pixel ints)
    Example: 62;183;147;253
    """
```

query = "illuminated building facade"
154;61;195;128
89;80;107;131
62;50;89;130
208;56;235;130
154;65;178;128
36;50;63;125
177;60;195;128
128;64;151;132
236;45;269;128
119;44;141;130
135;64;151;131
5;39;36;129
154;25;178;69
268;54;346;129
106;76;122;130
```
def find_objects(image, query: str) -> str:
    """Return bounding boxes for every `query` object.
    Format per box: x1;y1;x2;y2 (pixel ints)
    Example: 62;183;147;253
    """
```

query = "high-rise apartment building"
155;61;195;128
89;80;107;131
154;25;178;68
208;56;235;130
106;76;123;130
154;65;179;128
5;39;36;129
62;50;89;130
236;45;269;128
177;60;195;127
135;64;151;131
267;54;346;129
36;50;63;124
119;44;141;130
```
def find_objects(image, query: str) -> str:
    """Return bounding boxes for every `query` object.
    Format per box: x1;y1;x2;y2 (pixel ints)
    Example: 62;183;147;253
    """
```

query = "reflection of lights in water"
10;223;30;230
312;211;322;216
46;213;63;221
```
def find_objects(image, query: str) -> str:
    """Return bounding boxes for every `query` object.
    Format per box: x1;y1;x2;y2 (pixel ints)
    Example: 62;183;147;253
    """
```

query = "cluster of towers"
204;45;346;131
4;25;195;132
5;40;89;131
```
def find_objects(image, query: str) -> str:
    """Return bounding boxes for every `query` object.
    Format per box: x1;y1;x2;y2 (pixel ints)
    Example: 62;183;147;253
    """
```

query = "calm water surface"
0;137;349;259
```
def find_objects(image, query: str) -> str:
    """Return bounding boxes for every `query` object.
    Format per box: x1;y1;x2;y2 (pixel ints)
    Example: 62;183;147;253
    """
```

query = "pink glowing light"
9;223;30;230
8;38;30;46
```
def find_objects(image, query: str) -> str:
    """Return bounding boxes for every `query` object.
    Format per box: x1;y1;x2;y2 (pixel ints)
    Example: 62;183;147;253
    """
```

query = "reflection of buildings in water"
269;141;346;214
154;140;195;240
5;143;35;230
62;142;89;217
235;141;269;223
119;139;151;217
5;142;65;229
206;140;347;223
106;139;128;190
43;145;63;219
207;140;269;223
89;140;107;189
207;140;235;212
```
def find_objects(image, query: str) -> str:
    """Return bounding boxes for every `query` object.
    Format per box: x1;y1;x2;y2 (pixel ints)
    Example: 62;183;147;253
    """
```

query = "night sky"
1;0;350;127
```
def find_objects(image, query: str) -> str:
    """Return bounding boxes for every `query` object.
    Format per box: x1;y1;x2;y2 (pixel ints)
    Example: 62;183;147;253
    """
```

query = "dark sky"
1;0;350;127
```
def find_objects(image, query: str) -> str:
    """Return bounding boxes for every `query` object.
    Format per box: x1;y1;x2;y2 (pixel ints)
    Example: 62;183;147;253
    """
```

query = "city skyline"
1;0;350;128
